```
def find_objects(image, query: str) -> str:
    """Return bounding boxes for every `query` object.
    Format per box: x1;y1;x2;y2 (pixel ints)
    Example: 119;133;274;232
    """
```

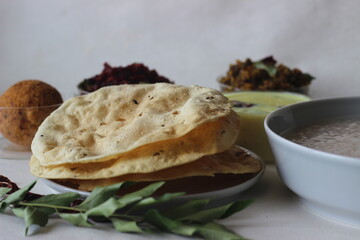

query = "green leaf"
12;207;25;218
0;203;6;213
85;197;126;217
1;178;253;239
0;187;11;198
144;209;197;236
179;200;252;223
219;200;253;219
86;182;166;217
163;199;210;220
28;192;81;215
303;73;315;81
79;182;127;210
86;182;164;217
59;212;94;227
154;192;185;200
127;192;185;213
138;192;185;206
3;180;37;205
23;206;49;236
121;182;165;202
193;222;246;240
111;218;143;233
254;61;276;77
0;180;37;213
0;187;12;213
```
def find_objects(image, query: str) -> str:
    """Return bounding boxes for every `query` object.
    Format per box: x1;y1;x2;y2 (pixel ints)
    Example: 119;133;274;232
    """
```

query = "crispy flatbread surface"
52;145;263;191
30;113;240;179
31;83;234;166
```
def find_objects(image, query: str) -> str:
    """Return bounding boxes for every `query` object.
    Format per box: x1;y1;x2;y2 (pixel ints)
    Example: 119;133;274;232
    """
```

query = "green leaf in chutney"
254;61;277;77
28;192;81;215
162;199;210;220
79;182;127;210
111;218;143;233
59;212;94;227
193;222;246;240
23;206;49;236
302;73;315;81
144;209;197;237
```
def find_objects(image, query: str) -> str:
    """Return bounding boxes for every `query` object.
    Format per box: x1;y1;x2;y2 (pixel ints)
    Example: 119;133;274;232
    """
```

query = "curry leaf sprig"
0;180;253;240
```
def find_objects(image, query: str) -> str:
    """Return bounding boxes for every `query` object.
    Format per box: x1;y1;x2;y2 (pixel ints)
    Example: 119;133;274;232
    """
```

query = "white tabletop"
1;156;359;240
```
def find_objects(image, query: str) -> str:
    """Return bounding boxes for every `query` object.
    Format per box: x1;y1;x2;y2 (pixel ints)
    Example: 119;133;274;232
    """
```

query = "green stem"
18;202;85;213
18;202;143;221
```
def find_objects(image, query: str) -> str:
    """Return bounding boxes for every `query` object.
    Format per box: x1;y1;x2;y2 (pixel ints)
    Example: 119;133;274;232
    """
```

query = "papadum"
30;114;239;179
30;83;262;192
32;83;233;166
52;145;263;191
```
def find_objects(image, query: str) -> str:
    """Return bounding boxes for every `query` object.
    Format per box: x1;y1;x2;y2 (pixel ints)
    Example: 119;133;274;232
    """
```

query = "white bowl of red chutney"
264;96;360;227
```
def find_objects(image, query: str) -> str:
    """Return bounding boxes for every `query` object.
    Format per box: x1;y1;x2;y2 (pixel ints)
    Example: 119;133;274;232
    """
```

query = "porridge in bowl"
284;117;360;158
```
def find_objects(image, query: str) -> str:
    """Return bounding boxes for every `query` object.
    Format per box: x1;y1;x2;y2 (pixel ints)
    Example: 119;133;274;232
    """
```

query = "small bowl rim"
264;96;360;165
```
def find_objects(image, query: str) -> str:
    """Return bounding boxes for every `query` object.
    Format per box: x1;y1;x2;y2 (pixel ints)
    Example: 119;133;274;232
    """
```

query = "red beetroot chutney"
78;63;174;92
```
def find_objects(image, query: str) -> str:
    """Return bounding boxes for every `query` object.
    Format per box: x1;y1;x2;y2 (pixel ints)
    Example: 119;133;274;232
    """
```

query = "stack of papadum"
30;83;262;192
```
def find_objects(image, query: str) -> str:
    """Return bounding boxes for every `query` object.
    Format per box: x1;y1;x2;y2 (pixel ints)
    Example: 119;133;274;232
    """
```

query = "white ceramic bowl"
264;97;360;227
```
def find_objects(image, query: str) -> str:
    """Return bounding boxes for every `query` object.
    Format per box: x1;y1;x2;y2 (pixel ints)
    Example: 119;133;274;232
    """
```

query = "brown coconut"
0;80;63;146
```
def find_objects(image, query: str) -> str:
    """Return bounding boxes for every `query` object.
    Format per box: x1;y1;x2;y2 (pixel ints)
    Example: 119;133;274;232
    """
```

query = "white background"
1;0;360;98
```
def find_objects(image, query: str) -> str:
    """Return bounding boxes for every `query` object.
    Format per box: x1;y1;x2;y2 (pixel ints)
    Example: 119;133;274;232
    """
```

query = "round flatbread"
52;145;263;191
30;113;240;179
31;83;235;166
